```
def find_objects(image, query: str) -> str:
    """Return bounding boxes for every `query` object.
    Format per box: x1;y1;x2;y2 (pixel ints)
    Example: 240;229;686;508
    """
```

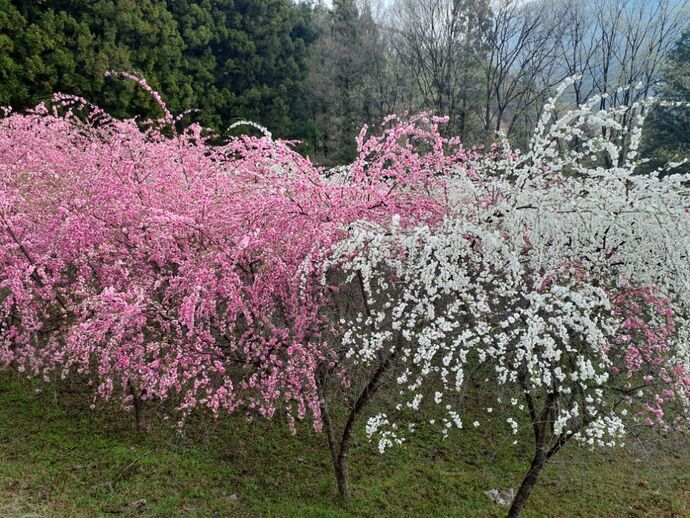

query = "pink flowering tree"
0;87;334;428
0;76;463;438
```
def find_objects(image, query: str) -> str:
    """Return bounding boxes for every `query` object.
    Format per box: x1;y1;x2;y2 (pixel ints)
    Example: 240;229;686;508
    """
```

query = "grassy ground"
0;373;688;518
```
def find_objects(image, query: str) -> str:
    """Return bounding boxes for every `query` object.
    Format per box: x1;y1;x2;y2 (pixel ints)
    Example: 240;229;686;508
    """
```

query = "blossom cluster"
0;84;467;428
323;81;690;451
0;76;688;455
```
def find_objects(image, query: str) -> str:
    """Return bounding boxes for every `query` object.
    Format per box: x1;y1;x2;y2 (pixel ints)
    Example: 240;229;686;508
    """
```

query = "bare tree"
306;0;688;157
549;0;689;160
480;0;565;142
483;0;688;150
390;0;491;140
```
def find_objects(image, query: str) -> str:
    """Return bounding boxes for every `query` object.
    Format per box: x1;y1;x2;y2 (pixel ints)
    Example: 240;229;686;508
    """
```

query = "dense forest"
1;0;689;164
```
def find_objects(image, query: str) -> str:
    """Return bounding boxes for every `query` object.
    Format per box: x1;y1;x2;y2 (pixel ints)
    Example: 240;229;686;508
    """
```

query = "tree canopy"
0;0;316;145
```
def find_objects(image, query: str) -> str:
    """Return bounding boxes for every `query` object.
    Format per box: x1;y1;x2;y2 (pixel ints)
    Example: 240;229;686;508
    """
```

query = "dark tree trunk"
317;346;398;499
507;448;548;518
508;376;560;518
128;382;144;432
334;455;350;498
320;389;351;499
496;107;505;134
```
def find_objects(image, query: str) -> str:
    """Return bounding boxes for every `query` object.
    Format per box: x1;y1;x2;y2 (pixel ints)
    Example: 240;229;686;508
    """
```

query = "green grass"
0;373;688;517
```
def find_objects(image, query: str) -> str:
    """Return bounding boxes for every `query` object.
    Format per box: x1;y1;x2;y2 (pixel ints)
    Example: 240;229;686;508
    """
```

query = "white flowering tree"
318;82;690;516
316;217;520;498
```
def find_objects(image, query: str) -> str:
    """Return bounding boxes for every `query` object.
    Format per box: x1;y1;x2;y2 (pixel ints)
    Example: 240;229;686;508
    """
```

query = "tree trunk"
317;348;398;498
322;400;350;498
334;455;350;498
322;399;353;499
507;448;547;518
318;382;351;499
128;382;144;432
495;107;505;134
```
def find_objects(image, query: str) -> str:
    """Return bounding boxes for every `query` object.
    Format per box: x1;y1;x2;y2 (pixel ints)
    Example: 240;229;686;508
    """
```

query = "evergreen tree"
641;29;690;172
308;0;388;164
1;0;317;142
